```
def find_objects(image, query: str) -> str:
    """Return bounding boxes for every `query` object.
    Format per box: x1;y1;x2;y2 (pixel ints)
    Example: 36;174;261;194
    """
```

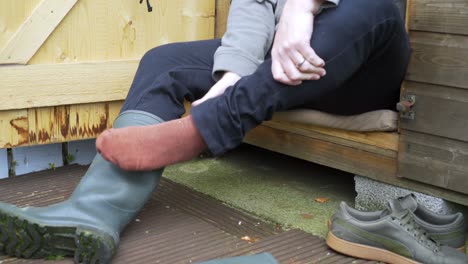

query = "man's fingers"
272;59;301;86
298;62;326;76
308;51;325;67
299;45;325;67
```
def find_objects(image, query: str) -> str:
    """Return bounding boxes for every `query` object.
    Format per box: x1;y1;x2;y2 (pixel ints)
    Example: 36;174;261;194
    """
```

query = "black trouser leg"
191;0;410;155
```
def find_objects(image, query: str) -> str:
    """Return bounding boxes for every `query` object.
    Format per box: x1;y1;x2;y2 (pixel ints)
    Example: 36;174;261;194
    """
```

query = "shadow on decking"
0;165;376;264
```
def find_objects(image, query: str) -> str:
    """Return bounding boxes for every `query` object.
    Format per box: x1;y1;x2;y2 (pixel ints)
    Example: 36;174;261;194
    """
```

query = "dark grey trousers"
121;0;410;155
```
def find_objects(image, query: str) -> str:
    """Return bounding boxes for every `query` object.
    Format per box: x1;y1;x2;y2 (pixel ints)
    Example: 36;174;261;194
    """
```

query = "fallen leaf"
301;213;314;219
315;197;330;203
275;223;283;232
241;236;258;243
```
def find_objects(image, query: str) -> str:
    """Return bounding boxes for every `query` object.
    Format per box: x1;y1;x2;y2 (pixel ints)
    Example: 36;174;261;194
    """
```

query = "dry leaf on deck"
241;236;258;243
315;197;330;203
301;213;314;219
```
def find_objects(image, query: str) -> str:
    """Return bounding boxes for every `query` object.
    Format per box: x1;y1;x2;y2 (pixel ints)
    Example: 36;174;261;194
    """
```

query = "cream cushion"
272;109;398;132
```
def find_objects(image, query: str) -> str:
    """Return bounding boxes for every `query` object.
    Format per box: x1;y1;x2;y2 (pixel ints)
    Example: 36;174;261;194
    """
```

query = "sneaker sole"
0;211;114;263
327;219;466;253
326;231;420;264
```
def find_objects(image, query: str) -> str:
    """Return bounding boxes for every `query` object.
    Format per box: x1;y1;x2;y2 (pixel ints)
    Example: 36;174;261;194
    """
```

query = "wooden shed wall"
0;0;215;148
398;0;468;194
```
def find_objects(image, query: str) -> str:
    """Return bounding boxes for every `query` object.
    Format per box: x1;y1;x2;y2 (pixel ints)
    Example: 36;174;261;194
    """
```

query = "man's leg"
121;39;219;121
193;0;410;155
0;40;220;263
97;0;410;169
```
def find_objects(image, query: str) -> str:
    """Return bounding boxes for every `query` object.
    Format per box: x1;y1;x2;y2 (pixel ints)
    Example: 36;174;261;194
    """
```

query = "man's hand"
192;72;241;107
271;0;326;86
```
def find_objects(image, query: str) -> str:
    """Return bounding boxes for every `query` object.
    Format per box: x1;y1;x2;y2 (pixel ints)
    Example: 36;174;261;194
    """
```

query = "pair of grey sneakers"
327;194;467;264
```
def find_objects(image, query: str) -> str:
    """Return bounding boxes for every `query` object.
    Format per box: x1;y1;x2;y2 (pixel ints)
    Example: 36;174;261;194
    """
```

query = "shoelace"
393;211;441;253
139;0;153;12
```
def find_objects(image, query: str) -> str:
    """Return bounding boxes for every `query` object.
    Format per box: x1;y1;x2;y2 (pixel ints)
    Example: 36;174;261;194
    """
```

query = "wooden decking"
0;165;377;264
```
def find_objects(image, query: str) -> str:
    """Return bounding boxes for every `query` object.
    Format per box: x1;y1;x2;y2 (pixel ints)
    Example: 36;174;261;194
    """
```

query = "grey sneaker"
394;194;465;251
326;201;468;264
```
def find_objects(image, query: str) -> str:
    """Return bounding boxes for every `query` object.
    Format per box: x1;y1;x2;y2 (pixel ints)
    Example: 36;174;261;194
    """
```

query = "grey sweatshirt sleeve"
212;0;340;81
212;0;276;81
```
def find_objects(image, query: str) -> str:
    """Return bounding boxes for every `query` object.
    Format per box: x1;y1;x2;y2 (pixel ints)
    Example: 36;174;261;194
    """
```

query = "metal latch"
396;94;416;120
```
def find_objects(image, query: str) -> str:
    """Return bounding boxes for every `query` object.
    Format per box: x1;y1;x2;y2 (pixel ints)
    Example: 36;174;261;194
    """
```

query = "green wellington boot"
0;110;164;264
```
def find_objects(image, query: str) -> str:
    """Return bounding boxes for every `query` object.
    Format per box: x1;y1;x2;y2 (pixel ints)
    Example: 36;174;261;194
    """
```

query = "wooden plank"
408;0;468;35
0;0;78;64
0;110;29;148
0;60;138;111
406;31;468;90
398;130;468;194
27;106;65;145
245;124;468;206
66;101;122;141
0;0;42;49
215;0;230;38
264;120;399;158
28;0;215;64
400;81;468;142
244;124;398;181
0;102;122;148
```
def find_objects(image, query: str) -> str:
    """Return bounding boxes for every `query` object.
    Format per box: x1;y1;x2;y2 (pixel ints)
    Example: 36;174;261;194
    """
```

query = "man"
0;1;410;263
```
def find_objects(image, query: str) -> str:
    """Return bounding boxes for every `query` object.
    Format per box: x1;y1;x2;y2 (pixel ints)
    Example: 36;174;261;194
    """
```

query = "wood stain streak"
56;106;70;138
9;117;29;145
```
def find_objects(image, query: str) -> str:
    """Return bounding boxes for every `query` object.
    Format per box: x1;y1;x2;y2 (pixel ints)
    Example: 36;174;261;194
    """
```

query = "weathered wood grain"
398;130;468;194
400;81;468;142
0;0;78;64
215;0;230;38
406;31;468;90
0;0;42;49
0;110;29;148
408;0;468;35
244;124;398;181
0;60;138;111
264;120;399;158
0;102;122;148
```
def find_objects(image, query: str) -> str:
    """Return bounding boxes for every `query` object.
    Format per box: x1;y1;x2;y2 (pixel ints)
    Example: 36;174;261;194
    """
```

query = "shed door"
397;0;468;194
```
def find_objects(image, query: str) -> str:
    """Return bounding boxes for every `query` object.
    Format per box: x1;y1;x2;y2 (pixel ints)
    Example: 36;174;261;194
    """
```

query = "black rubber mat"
0;165;372;263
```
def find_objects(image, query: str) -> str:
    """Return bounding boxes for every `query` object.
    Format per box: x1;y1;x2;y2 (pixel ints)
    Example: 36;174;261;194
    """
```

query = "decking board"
0;165;366;264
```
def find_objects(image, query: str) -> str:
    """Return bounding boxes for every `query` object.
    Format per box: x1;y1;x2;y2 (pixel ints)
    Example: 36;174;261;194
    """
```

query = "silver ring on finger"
296;57;307;68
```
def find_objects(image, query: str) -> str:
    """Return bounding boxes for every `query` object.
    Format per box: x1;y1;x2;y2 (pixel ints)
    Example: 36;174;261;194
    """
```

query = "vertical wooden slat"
215;0;230;38
0;110;29;148
27;107;64;145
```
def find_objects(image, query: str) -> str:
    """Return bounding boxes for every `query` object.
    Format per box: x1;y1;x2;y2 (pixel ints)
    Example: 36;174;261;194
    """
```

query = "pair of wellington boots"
0;110;164;264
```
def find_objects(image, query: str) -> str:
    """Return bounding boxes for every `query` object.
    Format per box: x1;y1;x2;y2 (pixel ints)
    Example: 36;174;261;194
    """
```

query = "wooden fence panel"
408;0;468;35
406;31;468;90
399;130;468;194
400;81;468;142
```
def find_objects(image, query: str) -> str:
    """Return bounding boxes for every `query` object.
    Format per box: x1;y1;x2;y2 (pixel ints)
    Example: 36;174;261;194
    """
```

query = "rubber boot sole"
0;211;115;264
326;231;420;264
